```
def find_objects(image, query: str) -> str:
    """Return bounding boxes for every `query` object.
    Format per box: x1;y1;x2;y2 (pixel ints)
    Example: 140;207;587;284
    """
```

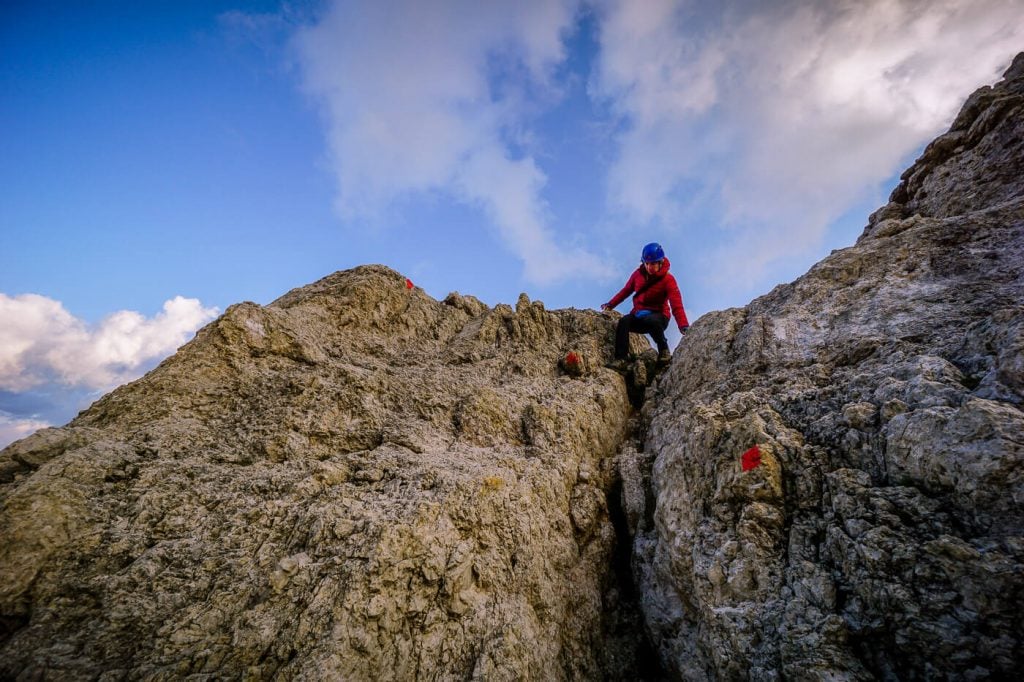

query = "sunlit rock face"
0;266;654;680
639;54;1024;680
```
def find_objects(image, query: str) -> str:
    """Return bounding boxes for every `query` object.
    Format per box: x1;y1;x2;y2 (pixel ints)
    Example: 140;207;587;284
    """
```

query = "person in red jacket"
601;242;689;367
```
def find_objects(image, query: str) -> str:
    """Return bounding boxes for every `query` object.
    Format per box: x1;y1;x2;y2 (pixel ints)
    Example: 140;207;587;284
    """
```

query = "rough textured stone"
639;54;1024;680
0;267;653;680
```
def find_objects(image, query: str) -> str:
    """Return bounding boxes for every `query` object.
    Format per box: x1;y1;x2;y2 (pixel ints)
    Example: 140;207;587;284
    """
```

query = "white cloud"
291;0;612;284
592;0;1024;289
0;294;218;393
0;413;51;451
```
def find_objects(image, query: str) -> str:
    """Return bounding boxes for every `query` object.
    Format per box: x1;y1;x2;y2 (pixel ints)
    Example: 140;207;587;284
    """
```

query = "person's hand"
600;303;612;312
679;326;688;337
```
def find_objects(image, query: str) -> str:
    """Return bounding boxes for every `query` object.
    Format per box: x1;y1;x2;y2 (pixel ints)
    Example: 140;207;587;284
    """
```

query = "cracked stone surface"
638;54;1024;680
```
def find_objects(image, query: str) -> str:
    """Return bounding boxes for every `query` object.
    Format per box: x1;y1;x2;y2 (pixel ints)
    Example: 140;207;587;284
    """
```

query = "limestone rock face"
639;54;1024;679
0;267;643;679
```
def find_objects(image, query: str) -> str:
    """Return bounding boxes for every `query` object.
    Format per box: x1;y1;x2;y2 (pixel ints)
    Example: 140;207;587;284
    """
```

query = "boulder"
0;267;649;680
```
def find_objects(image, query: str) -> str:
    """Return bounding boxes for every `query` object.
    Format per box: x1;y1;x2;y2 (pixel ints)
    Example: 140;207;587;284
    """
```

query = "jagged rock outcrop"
0;269;653;680
638;54;1024;679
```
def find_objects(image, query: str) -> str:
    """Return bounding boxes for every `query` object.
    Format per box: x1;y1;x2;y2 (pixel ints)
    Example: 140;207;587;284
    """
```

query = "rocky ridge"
0;271;653;680
636;54;1024;679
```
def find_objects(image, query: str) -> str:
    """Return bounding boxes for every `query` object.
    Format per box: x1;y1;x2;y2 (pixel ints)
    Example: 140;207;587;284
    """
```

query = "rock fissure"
608;406;674;681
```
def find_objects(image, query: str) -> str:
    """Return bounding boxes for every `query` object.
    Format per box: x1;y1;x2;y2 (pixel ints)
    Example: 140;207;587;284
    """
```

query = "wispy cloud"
291;0;612;284
592;0;1023;290
0;294;218;393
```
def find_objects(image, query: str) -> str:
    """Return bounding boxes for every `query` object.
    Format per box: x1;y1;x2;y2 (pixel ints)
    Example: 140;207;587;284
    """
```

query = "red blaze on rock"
741;445;762;471
564;352;580;366
405;278;414;290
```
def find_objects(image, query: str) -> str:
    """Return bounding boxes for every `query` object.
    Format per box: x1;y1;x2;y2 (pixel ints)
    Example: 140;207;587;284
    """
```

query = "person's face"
644;259;665;274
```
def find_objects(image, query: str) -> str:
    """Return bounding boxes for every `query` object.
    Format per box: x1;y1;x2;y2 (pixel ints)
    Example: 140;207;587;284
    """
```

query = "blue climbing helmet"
641;242;665;263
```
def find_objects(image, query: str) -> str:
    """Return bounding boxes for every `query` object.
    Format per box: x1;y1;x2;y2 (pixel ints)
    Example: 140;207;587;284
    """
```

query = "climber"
601;242;689;369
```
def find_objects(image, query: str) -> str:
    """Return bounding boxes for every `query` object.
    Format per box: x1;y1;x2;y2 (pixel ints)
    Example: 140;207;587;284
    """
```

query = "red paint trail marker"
741;445;762;471
565;352;580;366
405;278;414;290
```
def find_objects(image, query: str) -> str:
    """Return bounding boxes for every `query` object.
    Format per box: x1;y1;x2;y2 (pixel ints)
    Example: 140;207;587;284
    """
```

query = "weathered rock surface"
0;269;653;679
639;54;1024;679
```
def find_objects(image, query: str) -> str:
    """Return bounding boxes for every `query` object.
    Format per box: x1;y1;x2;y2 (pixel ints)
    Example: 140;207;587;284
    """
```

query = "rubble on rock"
638;53;1024;679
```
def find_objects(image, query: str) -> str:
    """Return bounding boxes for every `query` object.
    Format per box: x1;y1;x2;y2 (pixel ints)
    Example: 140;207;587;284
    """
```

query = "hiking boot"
605;358;630;372
658;349;672;363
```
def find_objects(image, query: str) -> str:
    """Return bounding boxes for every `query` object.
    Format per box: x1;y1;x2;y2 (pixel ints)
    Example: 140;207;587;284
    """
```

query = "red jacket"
605;257;689;330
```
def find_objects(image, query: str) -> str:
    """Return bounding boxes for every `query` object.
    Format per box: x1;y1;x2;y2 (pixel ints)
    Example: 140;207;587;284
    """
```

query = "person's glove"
679;326;688;337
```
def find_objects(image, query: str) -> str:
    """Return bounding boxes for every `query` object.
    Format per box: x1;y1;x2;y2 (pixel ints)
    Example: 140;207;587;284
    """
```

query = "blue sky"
2;0;1021;446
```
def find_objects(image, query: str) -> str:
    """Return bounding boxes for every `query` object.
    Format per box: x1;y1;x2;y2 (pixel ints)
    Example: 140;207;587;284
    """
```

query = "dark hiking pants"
615;313;669;359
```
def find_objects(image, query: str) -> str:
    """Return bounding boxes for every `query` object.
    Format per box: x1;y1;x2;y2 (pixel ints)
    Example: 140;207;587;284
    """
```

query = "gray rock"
640;54;1024;679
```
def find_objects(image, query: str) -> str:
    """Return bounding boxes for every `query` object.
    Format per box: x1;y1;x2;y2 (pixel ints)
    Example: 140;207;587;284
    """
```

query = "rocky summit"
2;56;1023;681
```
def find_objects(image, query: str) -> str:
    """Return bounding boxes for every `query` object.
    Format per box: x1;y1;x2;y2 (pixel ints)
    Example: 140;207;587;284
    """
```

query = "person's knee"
643;317;665;334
